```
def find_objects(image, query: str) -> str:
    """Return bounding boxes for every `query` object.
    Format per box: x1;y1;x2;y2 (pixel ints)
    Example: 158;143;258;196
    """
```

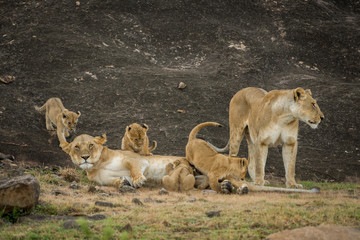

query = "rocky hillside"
0;0;359;182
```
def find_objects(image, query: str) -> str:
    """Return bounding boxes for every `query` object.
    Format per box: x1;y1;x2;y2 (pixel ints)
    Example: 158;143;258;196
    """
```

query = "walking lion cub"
35;97;81;144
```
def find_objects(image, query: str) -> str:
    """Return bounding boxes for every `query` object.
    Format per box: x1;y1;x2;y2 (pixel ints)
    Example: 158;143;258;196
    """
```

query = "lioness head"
61;110;81;131
61;134;106;170
125;123;149;148
292;88;324;129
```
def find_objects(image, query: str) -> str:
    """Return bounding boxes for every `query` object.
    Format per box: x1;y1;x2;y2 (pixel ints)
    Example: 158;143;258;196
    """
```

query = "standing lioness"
35;97;81;144
212;87;324;188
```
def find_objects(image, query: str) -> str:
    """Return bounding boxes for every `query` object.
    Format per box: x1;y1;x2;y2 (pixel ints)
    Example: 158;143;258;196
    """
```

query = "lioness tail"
188;122;222;141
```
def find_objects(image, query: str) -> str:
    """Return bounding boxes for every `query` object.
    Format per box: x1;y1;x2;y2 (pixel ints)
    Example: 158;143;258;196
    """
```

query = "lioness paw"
132;175;146;188
236;184;249;195
220;180;233;194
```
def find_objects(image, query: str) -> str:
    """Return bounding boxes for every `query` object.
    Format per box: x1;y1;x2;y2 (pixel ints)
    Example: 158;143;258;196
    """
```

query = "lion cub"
35;97;81;144
121;123;157;156
162;158;195;192
186;122;248;194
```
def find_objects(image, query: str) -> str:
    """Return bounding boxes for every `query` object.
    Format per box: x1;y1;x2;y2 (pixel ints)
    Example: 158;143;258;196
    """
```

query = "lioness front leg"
282;141;302;188
127;161;146;188
254;142;268;186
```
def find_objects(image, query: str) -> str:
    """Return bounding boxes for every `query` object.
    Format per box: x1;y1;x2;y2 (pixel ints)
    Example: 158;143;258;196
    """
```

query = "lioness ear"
294;87;306;101
305;89;312;96
61;142;72;154
94;134;107;145
126;126;131;132
77;111;81;117
62;113;67;118
142;124;149;131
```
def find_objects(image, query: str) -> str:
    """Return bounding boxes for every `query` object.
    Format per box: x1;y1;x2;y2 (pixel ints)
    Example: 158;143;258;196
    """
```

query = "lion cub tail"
188;122;222;141
34;103;46;112
149;140;157;152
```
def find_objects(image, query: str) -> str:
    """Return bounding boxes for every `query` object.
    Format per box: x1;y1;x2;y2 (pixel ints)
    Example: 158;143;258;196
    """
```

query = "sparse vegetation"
0;167;359;239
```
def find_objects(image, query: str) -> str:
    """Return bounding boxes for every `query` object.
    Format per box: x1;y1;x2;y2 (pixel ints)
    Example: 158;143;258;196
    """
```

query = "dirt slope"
0;0;359;182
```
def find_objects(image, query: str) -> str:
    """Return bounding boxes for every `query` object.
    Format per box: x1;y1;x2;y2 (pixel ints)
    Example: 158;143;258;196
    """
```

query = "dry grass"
0;168;359;240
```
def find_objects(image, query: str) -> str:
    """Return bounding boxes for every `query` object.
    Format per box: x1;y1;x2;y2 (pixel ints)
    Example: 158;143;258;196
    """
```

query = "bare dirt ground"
0;0;359;182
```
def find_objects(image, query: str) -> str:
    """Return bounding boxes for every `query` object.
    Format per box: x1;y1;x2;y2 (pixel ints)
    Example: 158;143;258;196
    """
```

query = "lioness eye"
75;145;80;150
312;103;316;108
89;144;94;149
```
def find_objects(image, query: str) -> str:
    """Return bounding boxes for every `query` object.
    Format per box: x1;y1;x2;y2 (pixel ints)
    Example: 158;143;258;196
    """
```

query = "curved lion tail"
188;122;222;141
149;140;157;152
34;103;46;112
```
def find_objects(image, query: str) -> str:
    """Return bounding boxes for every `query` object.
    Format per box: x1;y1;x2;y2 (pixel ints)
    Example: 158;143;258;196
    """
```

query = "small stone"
119;223;132;232
69;181;79;189
178;82;187;89
95;201;113;207
144;198;154;203
87;185;96;193
158;188;169;195
63;220;79;229
132;198;143;206
205;210;220;218
119;185;136;193
87;214;107;221
155;199;165;203
202;189;217;195
187;197;196;202
177;109;186;114
162;220;171;227
53;189;69;196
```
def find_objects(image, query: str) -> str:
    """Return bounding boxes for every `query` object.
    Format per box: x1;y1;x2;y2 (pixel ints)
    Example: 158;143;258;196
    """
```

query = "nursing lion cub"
212;87;324;188
121;123;157;156
35;97;81;144
61;134;179;188
162;158;195;192
186;122;249;194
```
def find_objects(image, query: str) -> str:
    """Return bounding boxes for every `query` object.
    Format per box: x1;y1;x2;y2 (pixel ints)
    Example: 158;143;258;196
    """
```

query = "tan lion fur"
162;157;195;192
212;87;324;188
61;134;179;188
121;123;157;156
35;97;81;144
186;122;249;193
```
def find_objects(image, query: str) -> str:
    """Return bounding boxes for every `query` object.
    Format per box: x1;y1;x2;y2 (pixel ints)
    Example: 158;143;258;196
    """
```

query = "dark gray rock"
95;201;114;207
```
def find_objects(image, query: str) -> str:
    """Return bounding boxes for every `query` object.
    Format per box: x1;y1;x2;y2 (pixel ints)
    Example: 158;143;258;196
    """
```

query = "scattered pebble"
178;82;187;89
87;214;107;221
187;197;196;202
202;189;217;195
53;189;69;196
132;198;143;206
144;198;154;203
119;185;136;193
69;181;79;189
95;201;114;207
205;210;221;218
177;109;186;114
62;220;79;229
158;188;169;195
119;223;132;232
87;185;96;193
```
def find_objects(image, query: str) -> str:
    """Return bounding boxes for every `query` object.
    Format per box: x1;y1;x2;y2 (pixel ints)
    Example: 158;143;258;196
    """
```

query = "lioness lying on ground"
211;87;324;188
121;123;157;156
162;158;195;192
61;134;178;188
35;97;81;145
186;122;249;194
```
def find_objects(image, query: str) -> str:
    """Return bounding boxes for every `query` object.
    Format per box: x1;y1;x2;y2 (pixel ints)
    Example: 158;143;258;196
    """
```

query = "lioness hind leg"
229;128;245;156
